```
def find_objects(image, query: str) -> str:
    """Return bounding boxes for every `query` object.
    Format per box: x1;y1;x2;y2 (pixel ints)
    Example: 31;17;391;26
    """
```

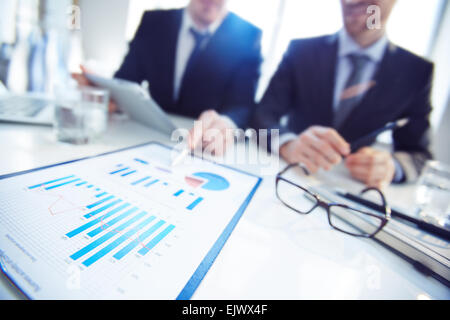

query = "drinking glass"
54;86;109;144
416;161;450;229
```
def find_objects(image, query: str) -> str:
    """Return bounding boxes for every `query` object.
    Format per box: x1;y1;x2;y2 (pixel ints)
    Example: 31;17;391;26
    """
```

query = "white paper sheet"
0;143;261;299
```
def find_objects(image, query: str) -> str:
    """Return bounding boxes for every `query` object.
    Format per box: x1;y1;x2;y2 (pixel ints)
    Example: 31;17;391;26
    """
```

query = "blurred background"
0;0;449;161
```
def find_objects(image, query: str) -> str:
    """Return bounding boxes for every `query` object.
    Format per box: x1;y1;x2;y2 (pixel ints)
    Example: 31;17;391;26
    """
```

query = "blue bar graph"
66;202;129;238
95;192;108;198
174;190;184;197
113;220;166;260
75;181;87;187
87;185;93;188
145;179;159;187
138;225;175;256
110;167;129;175
121;170;137;177
131;176;150;186
187;197;204;211
84;199;123;218
45;178;81;190
28;175;75;189
70;211;150;260
82;216;157;267
86;195;115;209
134;158;149;165
87;207;139;237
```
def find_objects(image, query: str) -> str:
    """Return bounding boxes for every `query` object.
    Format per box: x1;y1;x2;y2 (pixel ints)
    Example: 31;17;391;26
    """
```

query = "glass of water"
54;86;109;144
416;161;450;229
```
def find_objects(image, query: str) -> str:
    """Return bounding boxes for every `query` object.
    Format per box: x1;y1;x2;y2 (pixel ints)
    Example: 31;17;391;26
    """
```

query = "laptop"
0;81;54;126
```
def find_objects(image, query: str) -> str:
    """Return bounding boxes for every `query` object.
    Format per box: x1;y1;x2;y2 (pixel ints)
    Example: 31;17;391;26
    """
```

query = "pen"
335;190;450;241
350;118;409;153
172;123;205;167
171;147;190;167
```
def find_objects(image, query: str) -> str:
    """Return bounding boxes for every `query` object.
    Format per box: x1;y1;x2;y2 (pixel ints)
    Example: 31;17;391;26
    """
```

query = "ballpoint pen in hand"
350;118;409;153
171;127;203;167
171;147;191;167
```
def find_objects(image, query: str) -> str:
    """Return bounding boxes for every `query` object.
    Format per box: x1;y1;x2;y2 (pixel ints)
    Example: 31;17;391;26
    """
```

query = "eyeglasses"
276;163;391;238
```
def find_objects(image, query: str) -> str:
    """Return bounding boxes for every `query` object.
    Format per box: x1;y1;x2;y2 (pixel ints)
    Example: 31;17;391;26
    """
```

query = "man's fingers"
198;110;219;129
188;124;203;150
298;132;341;170
346;148;395;188
307;134;343;165
108;101;118;113
299;152;319;174
189;111;235;155
190;110;219;148
72;65;94;87
312;127;350;156
346;151;385;166
287;143;319;173
71;73;91;86
80;65;88;73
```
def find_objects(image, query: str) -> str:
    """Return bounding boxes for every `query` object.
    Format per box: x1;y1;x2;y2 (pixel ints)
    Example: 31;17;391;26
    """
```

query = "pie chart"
185;172;230;191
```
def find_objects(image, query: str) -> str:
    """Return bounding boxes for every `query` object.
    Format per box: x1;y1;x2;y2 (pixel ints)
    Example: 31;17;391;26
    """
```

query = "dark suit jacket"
253;34;434;182
115;9;262;128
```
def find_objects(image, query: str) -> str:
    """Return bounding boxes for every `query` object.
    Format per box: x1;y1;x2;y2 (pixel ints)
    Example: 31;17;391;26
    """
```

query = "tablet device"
85;73;177;136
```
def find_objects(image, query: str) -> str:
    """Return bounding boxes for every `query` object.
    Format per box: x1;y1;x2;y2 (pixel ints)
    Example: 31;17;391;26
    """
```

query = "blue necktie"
334;53;370;129
178;28;210;102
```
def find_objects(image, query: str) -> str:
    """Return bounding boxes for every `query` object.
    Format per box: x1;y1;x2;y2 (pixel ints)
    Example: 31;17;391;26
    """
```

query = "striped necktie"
334;53;371;129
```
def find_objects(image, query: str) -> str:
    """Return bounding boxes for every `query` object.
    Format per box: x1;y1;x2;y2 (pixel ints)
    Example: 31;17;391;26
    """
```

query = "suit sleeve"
220;29;263;128
114;13;149;83
250;41;299;151
392;62;434;183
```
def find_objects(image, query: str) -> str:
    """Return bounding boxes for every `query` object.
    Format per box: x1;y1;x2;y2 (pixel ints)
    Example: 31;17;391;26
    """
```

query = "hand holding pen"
280;118;409;188
171;110;237;166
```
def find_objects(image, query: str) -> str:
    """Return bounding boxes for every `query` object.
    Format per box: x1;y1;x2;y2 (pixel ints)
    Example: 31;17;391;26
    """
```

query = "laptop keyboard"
0;96;50;117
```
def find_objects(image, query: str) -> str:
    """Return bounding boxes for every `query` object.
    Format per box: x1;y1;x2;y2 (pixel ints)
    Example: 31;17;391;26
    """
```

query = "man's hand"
188;110;237;157
71;65;118;113
279;126;350;174
345;147;396;188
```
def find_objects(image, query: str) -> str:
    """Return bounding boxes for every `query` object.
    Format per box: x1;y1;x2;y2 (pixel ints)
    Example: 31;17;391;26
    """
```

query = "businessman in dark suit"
75;0;262;155
117;0;262;154
253;0;433;188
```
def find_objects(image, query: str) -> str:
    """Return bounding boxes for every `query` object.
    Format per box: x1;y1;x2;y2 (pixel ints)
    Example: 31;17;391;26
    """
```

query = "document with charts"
0;143;261;299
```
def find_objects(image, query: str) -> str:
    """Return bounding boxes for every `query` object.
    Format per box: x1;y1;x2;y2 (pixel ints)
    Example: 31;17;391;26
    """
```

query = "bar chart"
107;158;230;213
69;199;175;267
0;143;262;299
23;154;233;268
108;164;209;211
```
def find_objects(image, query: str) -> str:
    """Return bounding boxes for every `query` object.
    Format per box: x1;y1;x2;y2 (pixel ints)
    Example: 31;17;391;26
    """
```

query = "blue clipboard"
0;142;262;300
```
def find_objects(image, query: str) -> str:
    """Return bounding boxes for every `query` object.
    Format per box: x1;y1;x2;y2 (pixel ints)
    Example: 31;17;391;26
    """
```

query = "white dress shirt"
173;9;226;101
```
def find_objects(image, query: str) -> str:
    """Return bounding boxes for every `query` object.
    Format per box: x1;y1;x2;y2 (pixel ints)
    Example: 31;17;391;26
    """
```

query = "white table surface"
0;115;449;300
